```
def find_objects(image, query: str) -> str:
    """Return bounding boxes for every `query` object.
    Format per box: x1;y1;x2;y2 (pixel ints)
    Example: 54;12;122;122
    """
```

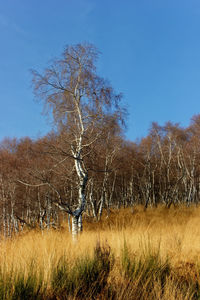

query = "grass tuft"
51;242;113;299
121;240;170;299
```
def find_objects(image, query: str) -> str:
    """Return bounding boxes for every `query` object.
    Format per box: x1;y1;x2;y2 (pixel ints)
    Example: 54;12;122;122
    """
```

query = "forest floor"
1;205;200;299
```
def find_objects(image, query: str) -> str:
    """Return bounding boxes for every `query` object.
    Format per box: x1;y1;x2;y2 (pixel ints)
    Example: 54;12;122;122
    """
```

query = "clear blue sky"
1;0;200;142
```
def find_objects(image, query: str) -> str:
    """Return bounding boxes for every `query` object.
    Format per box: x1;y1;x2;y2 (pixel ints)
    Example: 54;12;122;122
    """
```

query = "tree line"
1;43;200;237
1;115;200;236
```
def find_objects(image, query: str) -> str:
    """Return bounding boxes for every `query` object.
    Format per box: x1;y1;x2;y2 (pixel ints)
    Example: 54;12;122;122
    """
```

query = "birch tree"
32;43;124;239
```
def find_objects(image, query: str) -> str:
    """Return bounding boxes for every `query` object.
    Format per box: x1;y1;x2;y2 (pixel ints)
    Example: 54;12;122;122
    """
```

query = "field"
1;205;200;299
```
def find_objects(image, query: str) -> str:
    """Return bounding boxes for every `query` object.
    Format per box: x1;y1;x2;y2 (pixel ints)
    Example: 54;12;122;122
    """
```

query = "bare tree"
32;43;124;239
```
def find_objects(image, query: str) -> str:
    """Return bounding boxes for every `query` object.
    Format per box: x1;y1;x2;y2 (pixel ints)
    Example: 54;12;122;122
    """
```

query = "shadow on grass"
51;242;113;299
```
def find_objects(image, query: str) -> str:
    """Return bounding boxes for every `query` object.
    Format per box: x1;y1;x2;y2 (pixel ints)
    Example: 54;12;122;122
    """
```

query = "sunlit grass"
1;205;200;299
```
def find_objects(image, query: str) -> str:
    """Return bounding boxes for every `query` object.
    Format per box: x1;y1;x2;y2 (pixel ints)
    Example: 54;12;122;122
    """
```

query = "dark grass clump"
12;271;43;300
172;261;200;300
0;270;13;300
121;241;171;299
0;264;45;300
51;242;113;299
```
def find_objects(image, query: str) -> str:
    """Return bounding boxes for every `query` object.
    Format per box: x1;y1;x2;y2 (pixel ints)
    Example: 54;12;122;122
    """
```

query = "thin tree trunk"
78;215;82;232
68;214;71;233
72;216;78;241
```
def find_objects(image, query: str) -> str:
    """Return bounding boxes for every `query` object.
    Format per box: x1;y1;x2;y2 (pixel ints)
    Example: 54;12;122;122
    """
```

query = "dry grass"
1;205;200;299
84;205;200;264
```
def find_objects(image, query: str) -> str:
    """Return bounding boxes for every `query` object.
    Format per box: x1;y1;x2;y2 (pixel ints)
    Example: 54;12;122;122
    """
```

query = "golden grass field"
2;205;200;299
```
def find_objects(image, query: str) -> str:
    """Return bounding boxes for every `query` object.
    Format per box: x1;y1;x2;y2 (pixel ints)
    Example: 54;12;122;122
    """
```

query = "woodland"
1;43;200;238
1;113;200;237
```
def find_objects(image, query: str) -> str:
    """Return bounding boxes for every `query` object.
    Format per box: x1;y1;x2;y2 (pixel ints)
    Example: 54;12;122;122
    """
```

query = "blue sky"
0;0;200;142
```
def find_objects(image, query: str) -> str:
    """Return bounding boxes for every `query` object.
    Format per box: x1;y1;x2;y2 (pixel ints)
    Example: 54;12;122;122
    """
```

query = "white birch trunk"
78;214;82;232
46;194;51;230
14;218;19;233
68;214;71;233
3;204;6;238
98;157;109;220
7;214;10;237
72;155;88;239
72;216;78;241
